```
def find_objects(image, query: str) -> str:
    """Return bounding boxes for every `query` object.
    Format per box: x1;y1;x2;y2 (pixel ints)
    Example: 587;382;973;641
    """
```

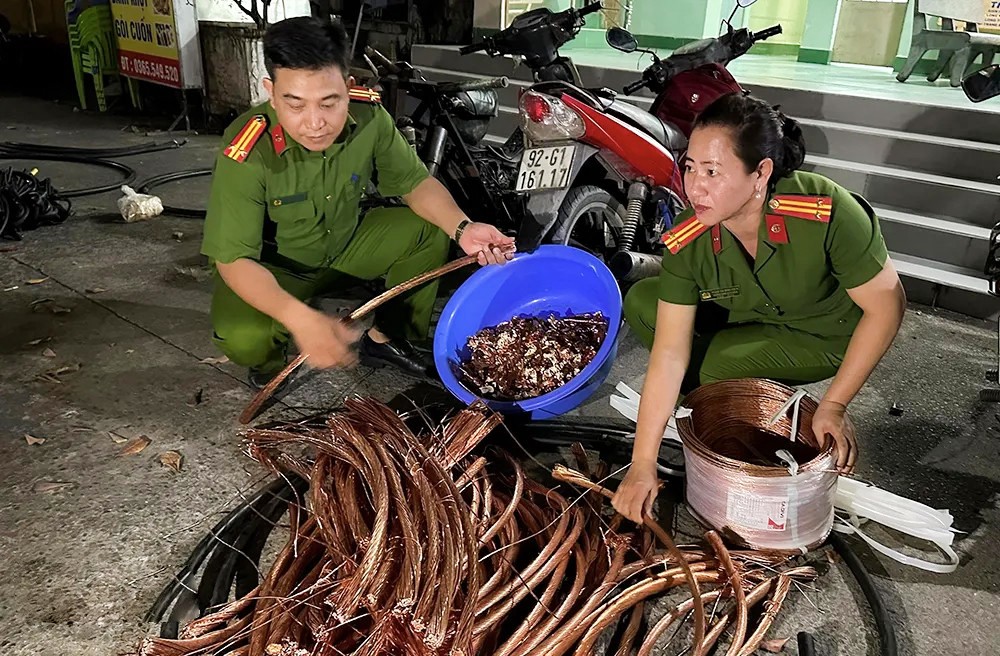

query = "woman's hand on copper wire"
812;400;857;474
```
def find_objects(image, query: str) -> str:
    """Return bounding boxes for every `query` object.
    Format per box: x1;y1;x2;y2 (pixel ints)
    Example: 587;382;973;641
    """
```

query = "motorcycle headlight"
519;90;585;143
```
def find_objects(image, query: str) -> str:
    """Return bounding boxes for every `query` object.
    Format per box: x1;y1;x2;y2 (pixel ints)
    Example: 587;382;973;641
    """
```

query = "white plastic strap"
767;388;808;442
832;516;960;574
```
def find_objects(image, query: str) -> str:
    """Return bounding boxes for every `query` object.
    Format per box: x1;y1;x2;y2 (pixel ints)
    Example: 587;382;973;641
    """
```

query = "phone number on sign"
120;55;180;85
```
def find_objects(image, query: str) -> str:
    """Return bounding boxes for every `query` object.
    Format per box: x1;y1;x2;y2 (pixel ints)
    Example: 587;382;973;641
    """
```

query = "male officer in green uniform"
612;93;906;524
201;17;513;389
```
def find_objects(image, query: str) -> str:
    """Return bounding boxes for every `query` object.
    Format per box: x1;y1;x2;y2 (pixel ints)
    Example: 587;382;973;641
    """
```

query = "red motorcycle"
514;4;781;283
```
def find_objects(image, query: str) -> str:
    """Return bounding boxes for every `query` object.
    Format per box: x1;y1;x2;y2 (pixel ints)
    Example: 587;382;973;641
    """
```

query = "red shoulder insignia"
271;123;288;156
223;114;268;163
768;194;832;223
348;86;382;104
661;215;709;254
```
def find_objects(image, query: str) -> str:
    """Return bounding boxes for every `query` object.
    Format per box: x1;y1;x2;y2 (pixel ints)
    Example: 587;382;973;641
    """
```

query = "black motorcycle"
363;3;602;239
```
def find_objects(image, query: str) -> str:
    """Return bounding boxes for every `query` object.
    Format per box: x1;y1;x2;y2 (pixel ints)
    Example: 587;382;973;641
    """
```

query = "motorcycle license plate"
515;145;575;192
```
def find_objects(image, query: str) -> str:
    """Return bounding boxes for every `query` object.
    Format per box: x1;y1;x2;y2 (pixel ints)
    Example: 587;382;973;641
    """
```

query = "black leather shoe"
359;333;432;376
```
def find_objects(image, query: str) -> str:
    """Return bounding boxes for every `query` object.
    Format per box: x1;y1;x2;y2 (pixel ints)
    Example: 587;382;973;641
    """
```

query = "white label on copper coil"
726;491;789;531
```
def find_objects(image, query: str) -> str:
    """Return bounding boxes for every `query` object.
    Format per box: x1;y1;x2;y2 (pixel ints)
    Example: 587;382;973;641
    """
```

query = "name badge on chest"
699;285;741;301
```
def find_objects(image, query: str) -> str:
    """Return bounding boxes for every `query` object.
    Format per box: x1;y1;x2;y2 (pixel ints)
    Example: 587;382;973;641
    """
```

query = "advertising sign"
109;0;203;89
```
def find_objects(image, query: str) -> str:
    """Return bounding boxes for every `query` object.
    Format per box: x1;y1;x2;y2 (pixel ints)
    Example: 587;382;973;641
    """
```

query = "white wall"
195;0;312;24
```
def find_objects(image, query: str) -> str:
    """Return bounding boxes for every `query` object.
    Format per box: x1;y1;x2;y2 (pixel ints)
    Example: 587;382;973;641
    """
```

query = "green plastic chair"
65;3;141;111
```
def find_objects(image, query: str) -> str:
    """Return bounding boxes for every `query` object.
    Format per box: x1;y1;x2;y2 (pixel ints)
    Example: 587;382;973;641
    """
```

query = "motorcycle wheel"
549;185;627;265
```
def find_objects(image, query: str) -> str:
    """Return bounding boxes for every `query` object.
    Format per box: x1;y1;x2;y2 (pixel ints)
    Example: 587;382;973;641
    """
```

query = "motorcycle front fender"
516;143;600;252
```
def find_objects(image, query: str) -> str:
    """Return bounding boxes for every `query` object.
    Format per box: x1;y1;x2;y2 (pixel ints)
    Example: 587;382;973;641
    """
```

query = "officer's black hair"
263;17;351;80
693;92;806;186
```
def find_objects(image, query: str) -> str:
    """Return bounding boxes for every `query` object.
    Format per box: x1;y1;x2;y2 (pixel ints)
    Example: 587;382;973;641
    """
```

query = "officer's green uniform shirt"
658;171;888;350
201;98;429;269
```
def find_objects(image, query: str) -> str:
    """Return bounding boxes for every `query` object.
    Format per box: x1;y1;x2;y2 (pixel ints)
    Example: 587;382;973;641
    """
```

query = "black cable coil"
0;167;71;241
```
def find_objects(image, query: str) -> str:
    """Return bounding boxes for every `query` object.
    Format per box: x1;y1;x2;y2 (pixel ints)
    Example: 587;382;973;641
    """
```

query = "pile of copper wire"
458;312;609;400
137;397;817;656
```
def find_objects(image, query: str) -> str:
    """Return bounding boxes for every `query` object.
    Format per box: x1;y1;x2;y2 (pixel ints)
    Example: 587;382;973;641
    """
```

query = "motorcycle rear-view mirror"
962;64;1000;103
606;27;638;53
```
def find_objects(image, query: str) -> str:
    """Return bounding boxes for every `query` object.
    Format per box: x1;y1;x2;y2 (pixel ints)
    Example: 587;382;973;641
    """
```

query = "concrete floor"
0;95;998;656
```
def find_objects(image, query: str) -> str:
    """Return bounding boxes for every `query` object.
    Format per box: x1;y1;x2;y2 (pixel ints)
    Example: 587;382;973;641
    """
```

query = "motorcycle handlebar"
623;78;647;95
441;76;510;93
579;2;603;16
459;41;489;55
752;24;782;42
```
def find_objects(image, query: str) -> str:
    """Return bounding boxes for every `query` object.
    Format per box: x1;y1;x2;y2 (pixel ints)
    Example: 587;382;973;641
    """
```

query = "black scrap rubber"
0;140;186;159
136;168;212;218
145;474;307;632
829;532;899;656
0;153;135;198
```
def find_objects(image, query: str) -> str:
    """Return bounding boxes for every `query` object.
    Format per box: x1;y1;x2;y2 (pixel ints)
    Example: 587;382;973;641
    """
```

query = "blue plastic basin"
433;245;623;420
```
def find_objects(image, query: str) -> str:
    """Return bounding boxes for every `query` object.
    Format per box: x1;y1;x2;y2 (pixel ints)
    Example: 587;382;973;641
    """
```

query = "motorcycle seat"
601;97;687;153
450;89;499;118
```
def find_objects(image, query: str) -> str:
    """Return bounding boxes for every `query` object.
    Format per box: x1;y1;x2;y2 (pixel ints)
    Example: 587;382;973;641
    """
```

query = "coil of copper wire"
677;378;839;551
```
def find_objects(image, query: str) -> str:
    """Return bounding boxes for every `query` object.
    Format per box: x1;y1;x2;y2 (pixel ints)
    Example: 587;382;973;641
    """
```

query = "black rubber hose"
0;140;186;158
797;632;817;655
136;168;212;218
828;532;898;656
0;154;135;197
201;477;307;611
144;477;292;623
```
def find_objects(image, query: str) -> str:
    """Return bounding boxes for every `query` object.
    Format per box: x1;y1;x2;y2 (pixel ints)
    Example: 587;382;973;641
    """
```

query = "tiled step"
802;154;1000;229
797;119;1000;185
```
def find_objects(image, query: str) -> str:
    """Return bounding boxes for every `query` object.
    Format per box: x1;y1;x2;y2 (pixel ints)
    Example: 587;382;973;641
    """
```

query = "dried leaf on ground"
118;435;151;456
33;480;75;494
36;373;62;384
159;450;183;473
85;287;107;294
53;363;82;376
107;430;129;444
24;434;46;445
761;637;791;653
174;265;212;282
3;286;18;292
42;348;56;358
51;305;72;315
199;355;229;365
26;336;52;345
825;549;841;564
71;425;94;433
172;231;184;241
29;298;52;308
26;277;49;285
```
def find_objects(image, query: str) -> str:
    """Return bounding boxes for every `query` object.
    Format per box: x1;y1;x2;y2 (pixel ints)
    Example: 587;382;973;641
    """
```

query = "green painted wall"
748;0;808;46
798;0;841;64
630;0;726;43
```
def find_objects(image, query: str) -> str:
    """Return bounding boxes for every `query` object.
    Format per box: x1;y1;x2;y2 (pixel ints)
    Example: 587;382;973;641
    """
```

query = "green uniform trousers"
624;278;844;393
211;207;450;374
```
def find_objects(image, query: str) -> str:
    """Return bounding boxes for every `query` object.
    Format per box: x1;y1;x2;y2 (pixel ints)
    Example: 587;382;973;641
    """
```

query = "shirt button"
325;194;331;201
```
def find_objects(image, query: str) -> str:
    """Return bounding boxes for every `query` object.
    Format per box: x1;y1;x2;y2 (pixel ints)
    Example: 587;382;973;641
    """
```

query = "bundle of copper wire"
678;379;839;551
136;397;818;656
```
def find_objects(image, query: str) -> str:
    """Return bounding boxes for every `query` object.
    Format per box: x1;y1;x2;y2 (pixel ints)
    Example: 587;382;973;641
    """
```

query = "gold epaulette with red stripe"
348;86;382;104
661;215;709;254
223;114;267;163
768;194;832;223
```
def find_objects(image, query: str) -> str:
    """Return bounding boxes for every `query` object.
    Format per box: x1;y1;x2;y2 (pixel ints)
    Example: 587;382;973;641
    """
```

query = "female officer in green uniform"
612;93;907;524
201;17;513;389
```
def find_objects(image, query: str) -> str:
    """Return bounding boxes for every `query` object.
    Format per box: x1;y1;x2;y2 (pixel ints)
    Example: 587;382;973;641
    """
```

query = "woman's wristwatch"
453;219;472;243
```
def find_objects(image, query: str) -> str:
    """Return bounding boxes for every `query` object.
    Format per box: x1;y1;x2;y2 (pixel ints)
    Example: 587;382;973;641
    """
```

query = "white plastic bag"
117;185;163;223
